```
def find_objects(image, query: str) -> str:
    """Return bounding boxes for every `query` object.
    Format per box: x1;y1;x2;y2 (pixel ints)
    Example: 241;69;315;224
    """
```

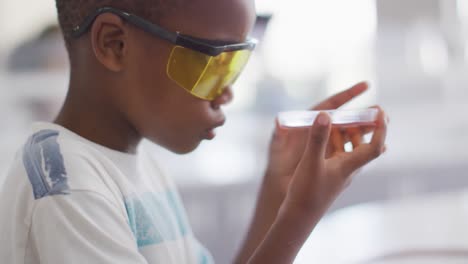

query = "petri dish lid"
278;109;378;128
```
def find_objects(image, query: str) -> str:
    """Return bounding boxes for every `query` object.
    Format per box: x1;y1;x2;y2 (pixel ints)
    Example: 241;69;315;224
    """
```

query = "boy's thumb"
305;112;331;161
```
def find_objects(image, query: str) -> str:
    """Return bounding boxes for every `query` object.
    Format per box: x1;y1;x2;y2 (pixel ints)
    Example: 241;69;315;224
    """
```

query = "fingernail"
317;113;330;126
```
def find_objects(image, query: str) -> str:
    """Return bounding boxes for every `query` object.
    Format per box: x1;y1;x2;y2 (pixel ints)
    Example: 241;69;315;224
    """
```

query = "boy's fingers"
312;82;368;110
271;118;286;141
303;112;332;167
360;125;376;136
326;143;335;158
369;105;390;124
331;128;345;153
347;127;363;148
370;109;387;149
339;109;388;175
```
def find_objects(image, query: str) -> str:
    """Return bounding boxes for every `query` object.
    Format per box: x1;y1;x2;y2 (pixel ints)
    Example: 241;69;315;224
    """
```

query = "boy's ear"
90;13;128;72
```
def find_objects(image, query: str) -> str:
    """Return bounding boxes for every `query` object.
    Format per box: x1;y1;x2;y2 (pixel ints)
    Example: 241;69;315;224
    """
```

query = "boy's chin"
165;140;202;155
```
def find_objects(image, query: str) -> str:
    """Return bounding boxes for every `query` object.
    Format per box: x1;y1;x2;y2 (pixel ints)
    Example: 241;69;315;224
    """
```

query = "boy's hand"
264;82;370;198
281;108;387;215
247;109;387;263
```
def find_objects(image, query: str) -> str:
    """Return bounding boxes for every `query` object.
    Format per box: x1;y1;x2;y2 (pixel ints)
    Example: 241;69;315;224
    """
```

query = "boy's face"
118;0;256;154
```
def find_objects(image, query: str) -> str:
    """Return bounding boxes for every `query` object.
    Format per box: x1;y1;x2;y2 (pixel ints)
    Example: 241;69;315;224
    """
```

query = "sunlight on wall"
457;0;468;24
262;0;378;107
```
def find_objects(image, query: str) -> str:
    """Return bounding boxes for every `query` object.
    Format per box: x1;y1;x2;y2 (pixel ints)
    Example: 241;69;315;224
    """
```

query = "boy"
0;0;387;263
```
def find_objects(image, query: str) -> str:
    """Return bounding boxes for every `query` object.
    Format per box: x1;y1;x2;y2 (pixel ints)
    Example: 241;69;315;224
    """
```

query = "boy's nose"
211;86;233;109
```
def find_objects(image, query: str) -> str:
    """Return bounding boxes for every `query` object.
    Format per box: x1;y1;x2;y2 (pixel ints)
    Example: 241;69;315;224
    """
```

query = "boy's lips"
203;118;226;140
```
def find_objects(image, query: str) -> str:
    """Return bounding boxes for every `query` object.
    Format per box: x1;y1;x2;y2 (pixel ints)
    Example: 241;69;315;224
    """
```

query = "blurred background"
1;0;468;263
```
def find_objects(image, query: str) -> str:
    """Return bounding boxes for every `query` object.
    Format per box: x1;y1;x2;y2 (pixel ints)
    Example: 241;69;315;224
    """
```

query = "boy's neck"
54;82;142;155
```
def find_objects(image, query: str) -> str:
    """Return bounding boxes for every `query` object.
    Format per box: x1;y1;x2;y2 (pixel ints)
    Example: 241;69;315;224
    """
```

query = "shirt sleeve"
30;190;148;264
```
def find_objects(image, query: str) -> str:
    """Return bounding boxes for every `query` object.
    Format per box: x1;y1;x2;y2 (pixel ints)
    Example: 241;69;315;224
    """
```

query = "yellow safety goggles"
72;7;257;101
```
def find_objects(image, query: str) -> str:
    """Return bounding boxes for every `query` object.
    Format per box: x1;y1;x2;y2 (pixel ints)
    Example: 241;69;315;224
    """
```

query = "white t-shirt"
0;122;214;264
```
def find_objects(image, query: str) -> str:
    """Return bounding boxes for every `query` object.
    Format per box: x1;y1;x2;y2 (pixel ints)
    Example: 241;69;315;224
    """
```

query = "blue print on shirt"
22;130;69;200
197;244;214;264
124;191;191;248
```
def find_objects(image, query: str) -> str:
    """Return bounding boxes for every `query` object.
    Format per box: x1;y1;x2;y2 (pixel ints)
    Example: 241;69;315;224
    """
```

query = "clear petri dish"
278;109;378;128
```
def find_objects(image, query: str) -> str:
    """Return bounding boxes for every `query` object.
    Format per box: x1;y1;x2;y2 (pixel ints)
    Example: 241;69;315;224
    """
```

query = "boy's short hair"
55;0;181;49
